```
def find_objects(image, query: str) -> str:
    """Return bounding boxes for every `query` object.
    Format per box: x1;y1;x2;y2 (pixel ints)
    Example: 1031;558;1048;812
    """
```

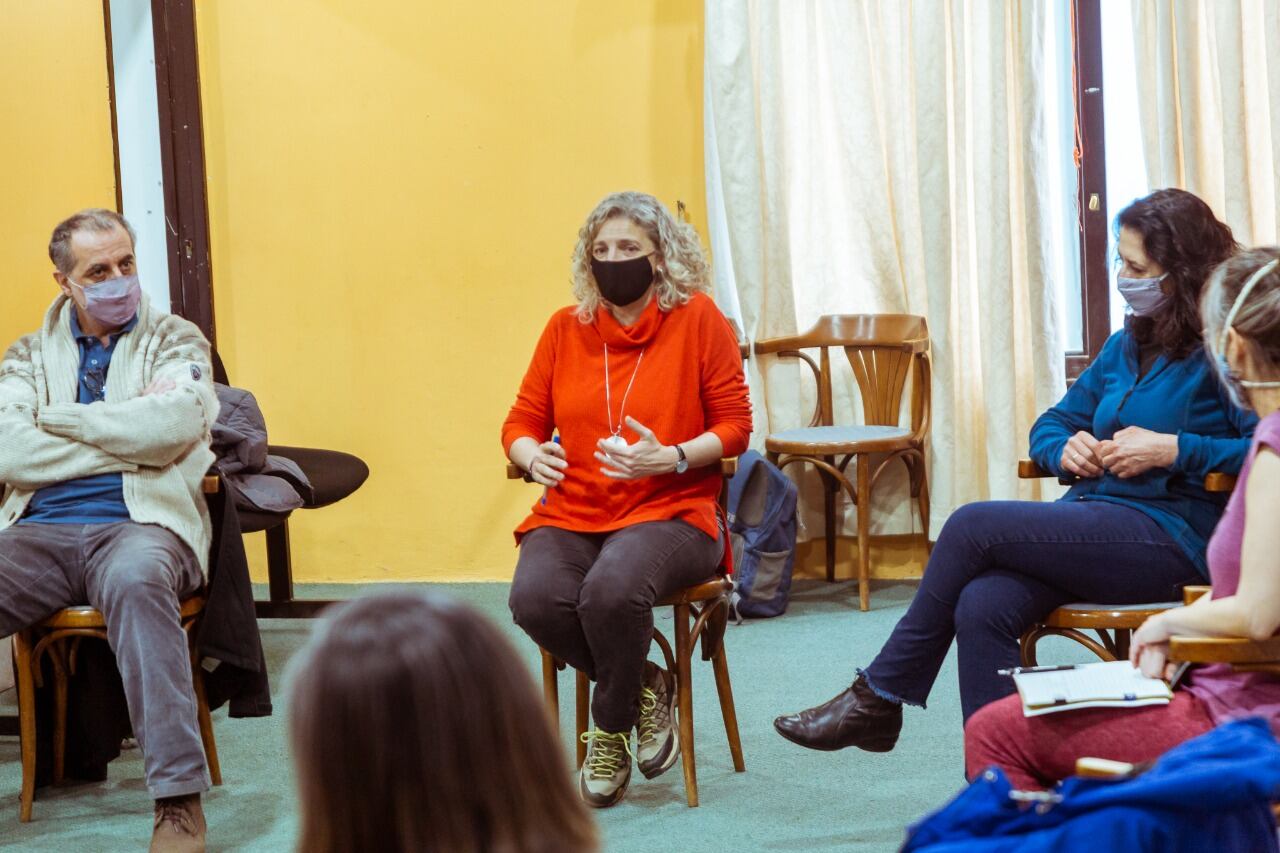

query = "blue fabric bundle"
903;717;1280;852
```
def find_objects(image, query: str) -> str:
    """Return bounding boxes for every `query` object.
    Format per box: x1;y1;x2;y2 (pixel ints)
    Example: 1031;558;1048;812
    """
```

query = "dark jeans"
0;521;208;798
862;500;1201;721
509;521;720;733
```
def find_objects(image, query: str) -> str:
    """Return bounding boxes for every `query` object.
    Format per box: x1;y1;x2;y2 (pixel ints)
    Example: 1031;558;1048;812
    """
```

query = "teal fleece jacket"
1029;329;1257;577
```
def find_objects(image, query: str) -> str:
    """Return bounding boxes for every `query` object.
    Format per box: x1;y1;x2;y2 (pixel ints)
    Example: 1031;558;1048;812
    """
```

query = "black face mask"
591;254;654;307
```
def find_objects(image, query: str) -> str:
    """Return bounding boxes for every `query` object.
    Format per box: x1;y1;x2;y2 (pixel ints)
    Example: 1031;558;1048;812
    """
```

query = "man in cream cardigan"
0;209;219;852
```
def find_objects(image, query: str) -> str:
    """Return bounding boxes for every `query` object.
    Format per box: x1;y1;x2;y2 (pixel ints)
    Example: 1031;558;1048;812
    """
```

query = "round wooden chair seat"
765;424;915;456
656;578;732;607
38;595;207;630
1043;601;1181;630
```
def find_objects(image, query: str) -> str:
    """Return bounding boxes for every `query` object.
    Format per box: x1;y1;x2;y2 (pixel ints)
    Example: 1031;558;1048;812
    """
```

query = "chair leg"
575;670;590;769
916;459;932;555
190;657;222;786
51;647;67;785
265;521;294;605
1114;629;1133;660
1019;626;1043;667
540;650;559;730
14;630;37;822
821;461;837;584
673;603;698;807
855;454;871;612
710;646;745;773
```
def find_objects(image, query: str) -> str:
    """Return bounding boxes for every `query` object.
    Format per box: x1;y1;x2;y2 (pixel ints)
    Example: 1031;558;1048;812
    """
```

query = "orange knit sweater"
502;292;752;542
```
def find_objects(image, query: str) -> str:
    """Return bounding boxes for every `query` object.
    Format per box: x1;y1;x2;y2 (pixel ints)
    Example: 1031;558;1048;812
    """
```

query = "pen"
997;663;1082;677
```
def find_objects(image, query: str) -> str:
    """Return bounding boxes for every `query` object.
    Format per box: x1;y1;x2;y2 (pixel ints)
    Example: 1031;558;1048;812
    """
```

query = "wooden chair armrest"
1018;459;1235;493
1017;459;1050;479
1169;635;1280;665
1183;585;1211;605
1203;472;1237;493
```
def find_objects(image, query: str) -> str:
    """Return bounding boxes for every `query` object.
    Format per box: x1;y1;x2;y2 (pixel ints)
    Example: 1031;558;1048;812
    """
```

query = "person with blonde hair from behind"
287;590;597;853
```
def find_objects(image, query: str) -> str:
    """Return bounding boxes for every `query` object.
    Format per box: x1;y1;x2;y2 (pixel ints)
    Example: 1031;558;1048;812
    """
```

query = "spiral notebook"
1012;660;1172;717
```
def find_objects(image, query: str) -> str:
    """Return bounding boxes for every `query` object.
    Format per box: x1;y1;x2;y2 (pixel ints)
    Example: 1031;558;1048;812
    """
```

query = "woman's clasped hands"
1060;426;1179;479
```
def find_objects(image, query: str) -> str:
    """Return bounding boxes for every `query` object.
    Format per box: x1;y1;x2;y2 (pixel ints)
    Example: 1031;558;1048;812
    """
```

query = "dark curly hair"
1115;188;1240;359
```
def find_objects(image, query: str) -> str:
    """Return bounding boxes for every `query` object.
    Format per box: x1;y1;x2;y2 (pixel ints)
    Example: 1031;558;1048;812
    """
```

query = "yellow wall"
0;3;116;348
196;2;706;582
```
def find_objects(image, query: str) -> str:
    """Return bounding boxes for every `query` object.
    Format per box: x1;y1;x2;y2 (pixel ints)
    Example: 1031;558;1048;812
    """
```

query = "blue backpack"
727;451;799;620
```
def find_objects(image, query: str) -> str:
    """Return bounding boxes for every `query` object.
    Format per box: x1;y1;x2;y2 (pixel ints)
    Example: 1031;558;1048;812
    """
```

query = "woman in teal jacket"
775;189;1257;752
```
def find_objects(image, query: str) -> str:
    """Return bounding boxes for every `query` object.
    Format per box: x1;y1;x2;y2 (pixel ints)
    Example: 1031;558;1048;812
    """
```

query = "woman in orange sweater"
503;191;751;808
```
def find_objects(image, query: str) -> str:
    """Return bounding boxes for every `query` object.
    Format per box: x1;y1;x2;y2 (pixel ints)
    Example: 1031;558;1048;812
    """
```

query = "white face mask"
1117;273;1169;316
66;273;142;327
1213;258;1280;406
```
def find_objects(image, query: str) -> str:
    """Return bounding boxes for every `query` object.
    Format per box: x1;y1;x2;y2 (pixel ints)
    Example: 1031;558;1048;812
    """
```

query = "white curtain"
1131;0;1280;245
705;1;1069;541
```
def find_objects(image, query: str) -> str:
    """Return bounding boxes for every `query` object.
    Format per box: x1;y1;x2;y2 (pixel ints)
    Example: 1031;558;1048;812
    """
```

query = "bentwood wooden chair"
1017;461;1237;666
754;315;932;611
9;476;224;822
505;460;747;807
1079;588;1280;820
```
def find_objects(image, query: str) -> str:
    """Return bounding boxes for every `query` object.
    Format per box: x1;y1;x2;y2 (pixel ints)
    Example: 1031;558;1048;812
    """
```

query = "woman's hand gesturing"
527;440;568;487
596;416;679;480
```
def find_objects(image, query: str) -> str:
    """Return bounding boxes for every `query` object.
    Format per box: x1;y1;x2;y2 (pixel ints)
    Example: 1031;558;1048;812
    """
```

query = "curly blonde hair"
571;191;710;322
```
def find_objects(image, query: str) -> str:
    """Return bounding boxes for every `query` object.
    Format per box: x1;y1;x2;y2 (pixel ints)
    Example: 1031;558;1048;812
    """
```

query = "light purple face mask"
1117;273;1169;317
68;274;142;327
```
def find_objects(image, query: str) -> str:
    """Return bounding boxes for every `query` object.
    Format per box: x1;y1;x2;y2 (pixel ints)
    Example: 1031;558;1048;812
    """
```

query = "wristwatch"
674;444;689;474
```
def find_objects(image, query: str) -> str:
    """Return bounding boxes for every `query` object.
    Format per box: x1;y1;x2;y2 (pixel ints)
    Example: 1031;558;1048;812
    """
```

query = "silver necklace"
603;344;645;443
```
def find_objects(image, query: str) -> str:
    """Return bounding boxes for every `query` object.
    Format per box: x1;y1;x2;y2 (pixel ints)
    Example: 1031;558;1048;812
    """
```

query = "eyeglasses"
83;365;107;401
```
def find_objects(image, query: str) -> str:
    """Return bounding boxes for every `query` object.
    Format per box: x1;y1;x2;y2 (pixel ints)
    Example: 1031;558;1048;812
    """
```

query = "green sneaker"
636;661;680;779
578;729;633;808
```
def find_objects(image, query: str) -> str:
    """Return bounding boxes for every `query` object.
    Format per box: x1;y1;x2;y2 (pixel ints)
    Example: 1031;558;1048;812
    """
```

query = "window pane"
1102;0;1149;334
1047;1;1083;353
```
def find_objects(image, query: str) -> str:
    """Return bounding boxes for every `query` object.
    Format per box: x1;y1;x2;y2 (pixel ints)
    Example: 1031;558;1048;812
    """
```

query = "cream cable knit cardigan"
0;294;219;573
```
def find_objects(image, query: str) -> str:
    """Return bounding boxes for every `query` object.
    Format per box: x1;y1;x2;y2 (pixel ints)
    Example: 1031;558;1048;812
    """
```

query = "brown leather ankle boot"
772;674;903;752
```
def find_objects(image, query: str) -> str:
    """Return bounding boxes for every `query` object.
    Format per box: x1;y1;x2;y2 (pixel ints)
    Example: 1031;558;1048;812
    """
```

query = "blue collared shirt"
21;310;140;524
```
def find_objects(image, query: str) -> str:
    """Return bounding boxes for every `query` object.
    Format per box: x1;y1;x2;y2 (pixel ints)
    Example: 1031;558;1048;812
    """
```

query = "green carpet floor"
0;580;1096;852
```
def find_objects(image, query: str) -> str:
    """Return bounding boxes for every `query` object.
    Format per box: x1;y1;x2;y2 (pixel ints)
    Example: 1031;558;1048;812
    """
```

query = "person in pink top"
965;246;1280;790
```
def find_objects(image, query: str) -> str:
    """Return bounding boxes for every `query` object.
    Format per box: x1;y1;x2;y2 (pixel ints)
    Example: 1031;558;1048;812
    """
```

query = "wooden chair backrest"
753;314;931;435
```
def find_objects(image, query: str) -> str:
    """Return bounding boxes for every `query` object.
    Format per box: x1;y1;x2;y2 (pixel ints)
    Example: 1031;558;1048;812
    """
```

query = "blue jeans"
861;500;1201;721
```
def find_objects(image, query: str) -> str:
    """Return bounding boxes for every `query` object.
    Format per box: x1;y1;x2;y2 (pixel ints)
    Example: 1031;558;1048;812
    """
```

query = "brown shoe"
773;674;903;752
150;793;206;853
